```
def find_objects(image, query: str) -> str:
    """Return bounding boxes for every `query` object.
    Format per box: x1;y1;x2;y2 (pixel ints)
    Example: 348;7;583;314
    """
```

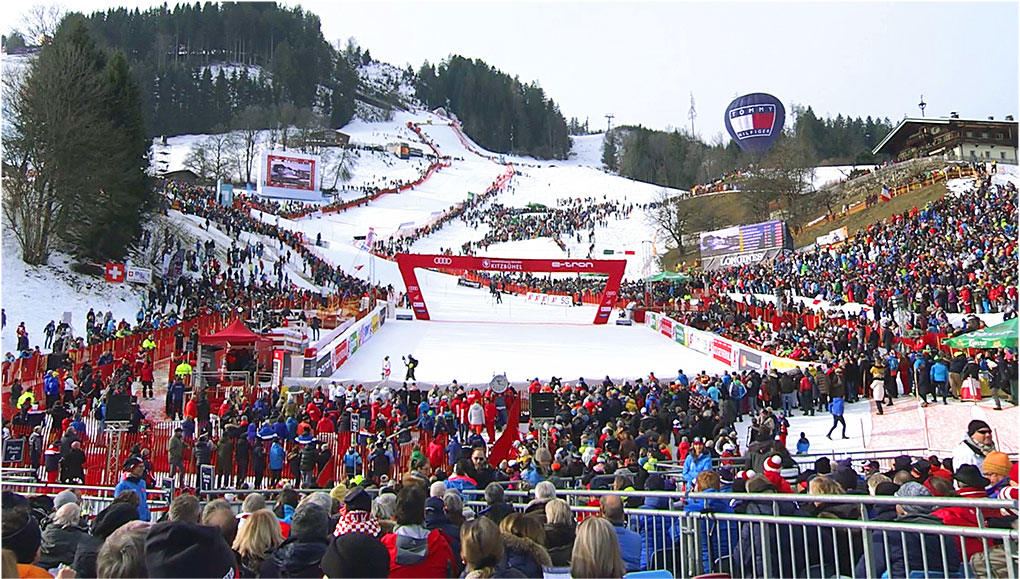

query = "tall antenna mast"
918;94;927;117
688;92;697;135
605;114;614;134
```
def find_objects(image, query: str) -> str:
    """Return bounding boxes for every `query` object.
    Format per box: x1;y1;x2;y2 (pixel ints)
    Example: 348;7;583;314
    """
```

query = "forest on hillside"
607;107;896;190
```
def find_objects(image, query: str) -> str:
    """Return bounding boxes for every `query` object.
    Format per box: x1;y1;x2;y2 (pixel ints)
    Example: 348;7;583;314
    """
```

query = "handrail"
458;488;1018;510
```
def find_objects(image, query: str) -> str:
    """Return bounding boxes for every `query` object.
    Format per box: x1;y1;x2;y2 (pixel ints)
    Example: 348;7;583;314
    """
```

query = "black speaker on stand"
106;394;134;422
530;392;556;420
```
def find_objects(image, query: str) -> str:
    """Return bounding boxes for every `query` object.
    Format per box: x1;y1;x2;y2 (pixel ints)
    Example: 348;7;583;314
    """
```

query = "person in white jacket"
952;419;996;469
468;400;485;435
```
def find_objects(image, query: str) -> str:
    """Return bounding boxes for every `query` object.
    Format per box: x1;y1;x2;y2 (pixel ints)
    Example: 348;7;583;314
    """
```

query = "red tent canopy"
199;319;262;347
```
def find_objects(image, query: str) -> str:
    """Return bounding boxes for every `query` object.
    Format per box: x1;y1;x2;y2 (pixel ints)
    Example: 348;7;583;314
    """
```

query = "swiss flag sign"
105;262;125;283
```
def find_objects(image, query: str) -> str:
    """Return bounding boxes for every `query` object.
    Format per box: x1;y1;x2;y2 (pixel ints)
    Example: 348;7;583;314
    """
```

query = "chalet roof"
872;116;1018;156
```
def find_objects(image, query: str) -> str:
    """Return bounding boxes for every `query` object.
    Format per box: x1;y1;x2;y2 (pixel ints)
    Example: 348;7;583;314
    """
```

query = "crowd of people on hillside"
451;198;635;257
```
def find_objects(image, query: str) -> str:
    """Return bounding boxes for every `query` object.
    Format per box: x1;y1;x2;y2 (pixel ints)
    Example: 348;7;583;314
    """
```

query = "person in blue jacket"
682;438;713;487
44;371;61;409
269;439;286;486
113;457;150;521
601;495;645;572
929;356;950;404
796;432;811;455
826;396;847;439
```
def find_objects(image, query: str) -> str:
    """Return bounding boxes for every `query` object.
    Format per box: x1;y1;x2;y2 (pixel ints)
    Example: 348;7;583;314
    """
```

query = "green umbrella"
644;271;692;283
943;317;1018;349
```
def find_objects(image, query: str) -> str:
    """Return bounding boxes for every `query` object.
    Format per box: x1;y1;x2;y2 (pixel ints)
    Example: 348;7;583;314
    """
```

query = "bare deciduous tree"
19;4;64;43
646;189;719;255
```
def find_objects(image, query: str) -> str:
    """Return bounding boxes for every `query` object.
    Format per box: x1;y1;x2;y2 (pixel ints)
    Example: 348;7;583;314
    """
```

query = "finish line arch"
395;254;627;325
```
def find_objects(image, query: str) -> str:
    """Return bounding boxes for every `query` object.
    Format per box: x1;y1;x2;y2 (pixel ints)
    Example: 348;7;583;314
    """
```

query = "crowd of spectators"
4;365;1017;579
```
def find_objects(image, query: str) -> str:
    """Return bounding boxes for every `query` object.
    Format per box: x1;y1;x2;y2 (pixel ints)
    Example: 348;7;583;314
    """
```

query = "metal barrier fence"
7;478;1015;579
457;488;1018;579
0;480;171;519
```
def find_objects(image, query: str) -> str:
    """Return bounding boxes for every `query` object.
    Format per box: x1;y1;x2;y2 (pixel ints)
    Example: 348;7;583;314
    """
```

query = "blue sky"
13;1;1019;139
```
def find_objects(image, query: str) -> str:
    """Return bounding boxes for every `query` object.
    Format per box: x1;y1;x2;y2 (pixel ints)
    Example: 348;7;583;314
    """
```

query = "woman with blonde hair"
459;517;524;578
570;516;625;579
232;509;284;576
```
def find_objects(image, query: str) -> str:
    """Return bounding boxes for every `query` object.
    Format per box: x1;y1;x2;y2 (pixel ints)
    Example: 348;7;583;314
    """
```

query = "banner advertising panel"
711;338;734;366
660;317;674;339
674;325;686;346
737;348;764;371
686;330;711;355
701;247;787;271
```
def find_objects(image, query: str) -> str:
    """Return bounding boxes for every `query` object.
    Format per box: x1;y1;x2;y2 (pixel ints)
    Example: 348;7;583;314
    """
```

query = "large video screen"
699;220;788;258
266;154;315;191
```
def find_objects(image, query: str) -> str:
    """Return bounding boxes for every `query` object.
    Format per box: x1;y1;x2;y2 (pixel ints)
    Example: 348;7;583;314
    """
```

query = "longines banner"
700;247;788;271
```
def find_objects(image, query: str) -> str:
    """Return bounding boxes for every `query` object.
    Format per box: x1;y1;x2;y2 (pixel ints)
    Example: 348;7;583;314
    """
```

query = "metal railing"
0;480;170;518
459;488;1018;579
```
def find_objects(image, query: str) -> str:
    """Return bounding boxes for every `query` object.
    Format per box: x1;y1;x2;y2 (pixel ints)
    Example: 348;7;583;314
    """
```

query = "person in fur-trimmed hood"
499;514;552;578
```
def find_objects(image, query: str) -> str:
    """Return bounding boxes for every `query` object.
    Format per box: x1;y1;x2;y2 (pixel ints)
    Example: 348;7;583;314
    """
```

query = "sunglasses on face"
976;430;992;435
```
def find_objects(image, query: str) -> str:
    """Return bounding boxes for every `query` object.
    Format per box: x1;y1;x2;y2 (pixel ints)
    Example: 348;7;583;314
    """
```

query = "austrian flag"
729;104;777;139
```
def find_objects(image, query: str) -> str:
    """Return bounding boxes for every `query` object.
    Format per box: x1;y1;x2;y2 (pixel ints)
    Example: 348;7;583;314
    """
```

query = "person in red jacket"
483;398;497;442
426;436;445;471
932;465;1005;560
381;485;455;578
140;360;154;399
316;413;335;435
762;454;794;494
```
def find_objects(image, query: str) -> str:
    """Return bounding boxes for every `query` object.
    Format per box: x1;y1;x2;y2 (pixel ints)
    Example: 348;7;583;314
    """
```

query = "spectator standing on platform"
113;457;150;521
168;427;184;485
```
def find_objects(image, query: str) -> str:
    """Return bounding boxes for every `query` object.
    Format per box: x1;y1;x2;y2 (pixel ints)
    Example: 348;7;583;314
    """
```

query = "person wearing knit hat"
329;483;349;505
762;455;793;494
894;482;934;515
980;451;1014;496
113;457;150;521
334;487;382;538
52;489;79;510
321;532;391;578
2;503;45;576
145;520;237;578
953;420;995;469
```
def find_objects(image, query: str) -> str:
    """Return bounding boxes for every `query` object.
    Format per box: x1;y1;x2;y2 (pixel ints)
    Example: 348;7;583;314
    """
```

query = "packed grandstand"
3;107;1019;579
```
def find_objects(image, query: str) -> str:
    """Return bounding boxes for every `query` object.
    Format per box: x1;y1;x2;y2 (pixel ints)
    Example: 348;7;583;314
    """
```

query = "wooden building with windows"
872;115;1018;163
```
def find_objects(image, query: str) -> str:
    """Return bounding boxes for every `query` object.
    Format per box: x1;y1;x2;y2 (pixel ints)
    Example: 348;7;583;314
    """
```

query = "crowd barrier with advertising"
645;311;811;373
309;303;388;378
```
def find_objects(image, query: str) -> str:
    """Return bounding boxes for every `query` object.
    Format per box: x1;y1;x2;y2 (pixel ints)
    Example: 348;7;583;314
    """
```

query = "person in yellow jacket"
16;389;35;409
142;336;156;351
175;359;193;382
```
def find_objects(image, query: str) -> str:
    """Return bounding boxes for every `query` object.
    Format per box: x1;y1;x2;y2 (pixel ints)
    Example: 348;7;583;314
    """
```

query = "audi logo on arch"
433;257;453;266
551;261;594;269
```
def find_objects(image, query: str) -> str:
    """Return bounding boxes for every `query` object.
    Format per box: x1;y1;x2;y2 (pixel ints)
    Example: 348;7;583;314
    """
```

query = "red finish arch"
395;254;627;325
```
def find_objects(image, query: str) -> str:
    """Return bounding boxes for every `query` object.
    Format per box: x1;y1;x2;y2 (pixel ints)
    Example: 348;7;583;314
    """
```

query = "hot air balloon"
724;93;785;153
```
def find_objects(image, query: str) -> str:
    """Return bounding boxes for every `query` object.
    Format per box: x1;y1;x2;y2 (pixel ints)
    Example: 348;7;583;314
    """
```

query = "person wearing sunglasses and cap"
952;420;996;469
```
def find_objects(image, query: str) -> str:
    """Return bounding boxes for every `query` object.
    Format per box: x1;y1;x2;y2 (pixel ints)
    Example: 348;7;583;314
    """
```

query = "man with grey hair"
855;482;960;578
524;480;557;524
430;480;447;498
167;494;201;523
260;502;331;576
238;492;267;530
480;482;514;524
37;502;87;569
442;490;466;526
300;491;335;515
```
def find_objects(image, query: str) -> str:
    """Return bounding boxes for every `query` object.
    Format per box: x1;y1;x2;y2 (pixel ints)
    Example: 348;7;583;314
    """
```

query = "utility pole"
918;95;926;117
605;114;614;134
688;92;697;136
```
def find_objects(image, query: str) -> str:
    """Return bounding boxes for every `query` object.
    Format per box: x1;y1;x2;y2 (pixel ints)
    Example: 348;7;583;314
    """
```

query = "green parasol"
943;317;1018;349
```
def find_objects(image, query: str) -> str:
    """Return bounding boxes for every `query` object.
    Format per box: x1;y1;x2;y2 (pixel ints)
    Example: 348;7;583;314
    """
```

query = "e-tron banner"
396;254;626;325
699;220;791;259
701;247;788;271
